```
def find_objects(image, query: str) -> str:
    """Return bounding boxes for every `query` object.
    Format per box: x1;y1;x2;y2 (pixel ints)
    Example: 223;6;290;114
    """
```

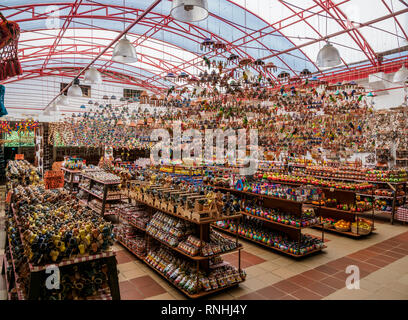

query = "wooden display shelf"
61;167;82;173
6;238;26;300
117;235;244;299
87;203;117;216
212;225;325;258
122;218;147;233
253;179;373;193
144;259;243;299
210;185;305;205
240;210;320;230
10;204;120;300
147;232;242;261
356;193;406;200
2;255;13;300
309;204;372;215
135;197;242;225
79;186;122;201
81;174;121;185
312;225;373;238
116;239;146;261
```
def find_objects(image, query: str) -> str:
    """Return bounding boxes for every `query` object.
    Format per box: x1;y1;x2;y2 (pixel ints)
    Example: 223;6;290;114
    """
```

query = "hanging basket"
0;13;23;81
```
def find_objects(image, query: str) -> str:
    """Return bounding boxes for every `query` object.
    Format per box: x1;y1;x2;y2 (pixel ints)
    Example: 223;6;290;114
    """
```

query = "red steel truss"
0;0;407;92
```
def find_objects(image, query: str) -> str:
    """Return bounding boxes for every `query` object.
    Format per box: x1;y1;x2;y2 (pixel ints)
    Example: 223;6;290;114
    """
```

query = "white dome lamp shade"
84;67;102;84
316;42;342;68
393;64;408;83
57;95;69;107
67;78;83;97
112;35;138;63
171;0;208;22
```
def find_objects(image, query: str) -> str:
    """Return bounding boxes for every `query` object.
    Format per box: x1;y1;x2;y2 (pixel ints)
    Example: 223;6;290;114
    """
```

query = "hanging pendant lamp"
112;35;137;63
84;67;102;84
393;65;408;83
316;42;342;68
170;0;208;22
57;95;69;106
68;78;83;97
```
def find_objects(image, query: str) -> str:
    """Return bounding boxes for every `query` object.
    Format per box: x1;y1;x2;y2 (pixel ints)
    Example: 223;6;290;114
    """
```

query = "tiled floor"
1;192;407;300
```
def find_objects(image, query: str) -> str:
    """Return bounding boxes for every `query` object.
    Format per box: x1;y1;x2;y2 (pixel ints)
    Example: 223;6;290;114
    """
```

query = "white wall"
2;75;149;121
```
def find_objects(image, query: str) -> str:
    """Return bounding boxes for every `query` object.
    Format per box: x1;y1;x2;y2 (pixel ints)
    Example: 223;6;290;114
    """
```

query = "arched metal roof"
0;0;407;92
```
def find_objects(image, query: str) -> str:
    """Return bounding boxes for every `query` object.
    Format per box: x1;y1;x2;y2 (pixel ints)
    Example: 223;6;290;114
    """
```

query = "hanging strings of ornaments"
46;77;407;161
0;119;38;135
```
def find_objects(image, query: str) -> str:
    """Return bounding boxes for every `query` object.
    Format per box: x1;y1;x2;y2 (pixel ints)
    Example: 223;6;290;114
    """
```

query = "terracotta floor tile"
287;275;316;287
381;250;405;259
354;261;380;274
306;281;337;297
332;271;350;282
314;264;338;276
331;257;360;270
273;280;302;294
130;275;158;288
365;258;390;268
237;292;267;300
302;269;328;280
398;243;408;250
116;251;136;264
121;290;144;300
375;254;398;263
291;288;322;300
390;247;408;255
240;251;266;265
359;248;380;258
278;295;298;300
373;242;395;250
347;252;371;261
139;283;166;298
119;280;136;293
321;276;346;290
256;285;286;299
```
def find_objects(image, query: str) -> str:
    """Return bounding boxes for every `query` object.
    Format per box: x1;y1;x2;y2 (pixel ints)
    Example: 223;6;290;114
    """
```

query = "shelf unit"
282;168;407;225
212;225;325;258
209;185;326;257
79;173;124;217
61;167;81;193
2;204;121;300
241;177;378;236
117;187;245;299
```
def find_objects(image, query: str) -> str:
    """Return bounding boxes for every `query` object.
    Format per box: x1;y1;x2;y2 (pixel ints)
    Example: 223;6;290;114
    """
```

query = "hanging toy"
0;120;11;134
0;13;23;81
0;85;7;117
203;56;211;69
342;91;348;99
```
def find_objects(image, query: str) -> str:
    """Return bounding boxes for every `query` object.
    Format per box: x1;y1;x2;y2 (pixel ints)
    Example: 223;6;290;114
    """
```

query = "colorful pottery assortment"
215;218;324;255
62;156;86;170
243;205;319;228
334;219;351;232
255;173;374;191
351;219;373;235
177;231;238;257
6;160;40;188
145;247;245;294
146;212;195;247
114;224;146;257
12;185;115;265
